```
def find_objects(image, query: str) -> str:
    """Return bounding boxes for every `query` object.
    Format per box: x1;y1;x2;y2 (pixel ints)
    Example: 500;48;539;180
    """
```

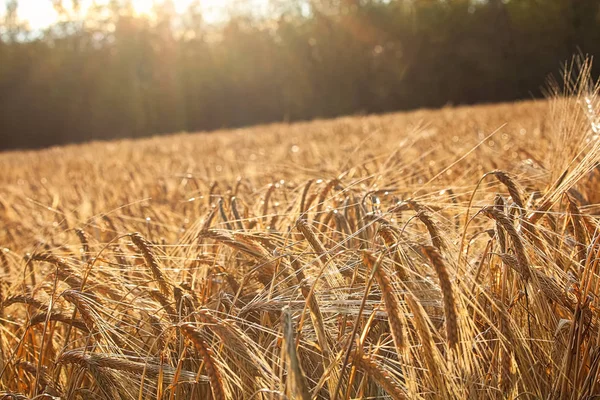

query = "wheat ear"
420;245;458;348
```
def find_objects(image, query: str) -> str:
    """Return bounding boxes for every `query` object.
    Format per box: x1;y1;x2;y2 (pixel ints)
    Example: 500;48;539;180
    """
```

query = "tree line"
1;0;599;150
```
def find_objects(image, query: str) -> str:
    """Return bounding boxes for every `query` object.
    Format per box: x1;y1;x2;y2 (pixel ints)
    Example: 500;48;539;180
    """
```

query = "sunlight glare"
131;0;154;16
132;0;226;18
11;0;58;30
9;0;267;30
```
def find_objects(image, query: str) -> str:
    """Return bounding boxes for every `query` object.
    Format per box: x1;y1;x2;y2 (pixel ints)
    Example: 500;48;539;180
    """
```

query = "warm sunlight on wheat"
0;59;599;399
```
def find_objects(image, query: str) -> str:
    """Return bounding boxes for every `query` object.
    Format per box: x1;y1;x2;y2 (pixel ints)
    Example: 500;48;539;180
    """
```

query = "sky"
5;0;271;30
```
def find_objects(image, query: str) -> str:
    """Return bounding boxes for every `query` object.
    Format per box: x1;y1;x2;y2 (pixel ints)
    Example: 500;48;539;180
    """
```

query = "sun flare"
12;0;236;30
131;0;198;15
131;0;231;22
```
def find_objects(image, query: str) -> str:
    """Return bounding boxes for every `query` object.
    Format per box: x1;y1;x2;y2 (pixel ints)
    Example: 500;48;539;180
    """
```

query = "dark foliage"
1;0;599;150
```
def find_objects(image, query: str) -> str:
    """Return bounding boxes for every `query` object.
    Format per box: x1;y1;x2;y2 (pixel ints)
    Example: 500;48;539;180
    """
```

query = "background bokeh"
1;0;599;150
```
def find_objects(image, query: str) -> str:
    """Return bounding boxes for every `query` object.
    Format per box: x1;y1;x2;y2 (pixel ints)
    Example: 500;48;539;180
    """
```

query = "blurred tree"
0;0;599;150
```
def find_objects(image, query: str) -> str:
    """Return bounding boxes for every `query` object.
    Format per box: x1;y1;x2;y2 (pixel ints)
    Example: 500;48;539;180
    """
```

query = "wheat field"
0;62;600;399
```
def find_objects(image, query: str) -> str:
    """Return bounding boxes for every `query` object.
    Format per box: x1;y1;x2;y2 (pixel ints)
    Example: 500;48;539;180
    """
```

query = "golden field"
0;68;600;399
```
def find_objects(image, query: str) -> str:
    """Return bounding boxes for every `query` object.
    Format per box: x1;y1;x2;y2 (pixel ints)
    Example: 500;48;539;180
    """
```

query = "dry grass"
0;59;600;399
